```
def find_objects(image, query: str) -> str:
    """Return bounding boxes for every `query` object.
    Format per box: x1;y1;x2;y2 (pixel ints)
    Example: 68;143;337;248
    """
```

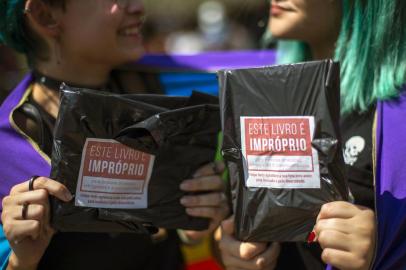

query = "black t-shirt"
276;108;375;270
341;107;375;209
17;97;184;270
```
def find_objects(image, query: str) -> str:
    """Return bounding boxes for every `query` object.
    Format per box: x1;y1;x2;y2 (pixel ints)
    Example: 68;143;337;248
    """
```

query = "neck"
32;58;112;118
34;57;111;89
310;41;336;60
308;29;338;61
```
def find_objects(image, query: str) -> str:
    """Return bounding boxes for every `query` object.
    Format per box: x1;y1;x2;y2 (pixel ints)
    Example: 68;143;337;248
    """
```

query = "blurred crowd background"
0;0;270;101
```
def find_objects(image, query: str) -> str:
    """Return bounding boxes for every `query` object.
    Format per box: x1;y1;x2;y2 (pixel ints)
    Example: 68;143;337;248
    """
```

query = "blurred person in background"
165;0;254;54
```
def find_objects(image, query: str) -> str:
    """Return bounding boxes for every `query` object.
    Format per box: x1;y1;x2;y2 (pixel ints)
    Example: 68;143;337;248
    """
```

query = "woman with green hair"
0;0;229;269
219;0;406;270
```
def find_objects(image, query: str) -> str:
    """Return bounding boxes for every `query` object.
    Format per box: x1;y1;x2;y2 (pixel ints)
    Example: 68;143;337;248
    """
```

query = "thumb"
221;215;234;235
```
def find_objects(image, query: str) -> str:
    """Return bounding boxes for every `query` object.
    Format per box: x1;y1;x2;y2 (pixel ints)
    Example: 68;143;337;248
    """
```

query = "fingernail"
256;258;265;268
180;182;191;190
64;191;73;201
215;162;225;173
180;197;189;205
307;231;317;244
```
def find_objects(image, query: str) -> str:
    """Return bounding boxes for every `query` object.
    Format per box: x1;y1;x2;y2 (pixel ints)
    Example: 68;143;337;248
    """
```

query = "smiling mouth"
270;3;294;16
119;26;140;36
118;22;143;37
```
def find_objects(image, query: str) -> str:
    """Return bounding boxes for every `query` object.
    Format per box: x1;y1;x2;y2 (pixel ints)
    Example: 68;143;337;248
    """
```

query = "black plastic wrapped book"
218;60;349;242
51;85;220;233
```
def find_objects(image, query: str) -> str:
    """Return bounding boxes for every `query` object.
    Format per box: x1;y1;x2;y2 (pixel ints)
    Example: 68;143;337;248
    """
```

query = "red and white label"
240;116;320;189
75;138;155;209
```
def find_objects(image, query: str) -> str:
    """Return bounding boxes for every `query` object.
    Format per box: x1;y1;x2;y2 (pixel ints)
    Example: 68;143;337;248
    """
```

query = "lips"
119;25;140;36
118;22;143;36
270;3;294;16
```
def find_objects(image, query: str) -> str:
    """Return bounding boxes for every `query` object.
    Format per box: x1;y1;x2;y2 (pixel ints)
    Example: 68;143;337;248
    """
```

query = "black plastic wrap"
218;60;349;242
51;85;220;233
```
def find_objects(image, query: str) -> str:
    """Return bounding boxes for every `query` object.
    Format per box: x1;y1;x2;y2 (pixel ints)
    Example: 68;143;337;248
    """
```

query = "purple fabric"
135;50;277;71
374;89;406;269
0;74;51;213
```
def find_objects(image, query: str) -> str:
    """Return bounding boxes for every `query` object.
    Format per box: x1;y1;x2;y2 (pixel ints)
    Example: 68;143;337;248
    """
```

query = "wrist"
7;253;38;270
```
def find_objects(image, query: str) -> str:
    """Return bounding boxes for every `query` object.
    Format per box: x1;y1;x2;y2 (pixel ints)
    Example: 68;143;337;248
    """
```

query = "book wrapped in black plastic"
218;60;350;242
50;84;220;233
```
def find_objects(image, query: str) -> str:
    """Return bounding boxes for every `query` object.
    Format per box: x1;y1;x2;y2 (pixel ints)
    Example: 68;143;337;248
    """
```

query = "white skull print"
343;136;366;166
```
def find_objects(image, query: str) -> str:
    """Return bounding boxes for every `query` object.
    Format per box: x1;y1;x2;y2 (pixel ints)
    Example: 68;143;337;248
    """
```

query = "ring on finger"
21;202;29;220
28;175;40;191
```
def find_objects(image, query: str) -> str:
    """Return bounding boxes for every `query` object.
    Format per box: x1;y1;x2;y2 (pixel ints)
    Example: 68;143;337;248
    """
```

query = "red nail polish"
307;231;316;244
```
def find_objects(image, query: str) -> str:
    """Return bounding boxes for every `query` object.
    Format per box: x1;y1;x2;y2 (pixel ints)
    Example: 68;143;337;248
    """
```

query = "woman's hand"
219;216;280;270
314;201;376;270
1;177;72;270
179;161;230;241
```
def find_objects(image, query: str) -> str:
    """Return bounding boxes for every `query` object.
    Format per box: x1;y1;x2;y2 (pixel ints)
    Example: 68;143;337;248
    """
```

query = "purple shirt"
374;90;406;269
0;74;51;208
0;74;51;270
327;91;406;270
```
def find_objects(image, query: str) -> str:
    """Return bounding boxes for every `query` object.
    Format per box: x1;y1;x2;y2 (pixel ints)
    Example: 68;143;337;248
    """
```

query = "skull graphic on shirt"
343;136;366;166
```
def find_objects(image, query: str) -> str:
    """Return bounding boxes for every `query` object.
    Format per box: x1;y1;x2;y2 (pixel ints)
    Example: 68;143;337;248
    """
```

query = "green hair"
0;0;65;61
0;0;30;54
275;0;406;114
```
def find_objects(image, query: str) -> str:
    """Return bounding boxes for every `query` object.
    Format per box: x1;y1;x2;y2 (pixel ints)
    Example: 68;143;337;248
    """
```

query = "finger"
252;242;280;268
317;202;361;221
315;218;350;235
181;229;209;242
8;204;46;221
9;189;51;206
180;176;224;192
321;248;366;270
10;177;51;194
10;177;72;202
3;219;41;243
3;192;50;225
316;229;351;251
222;251;266;270
186;206;228;221
239;242;268;260
220;233;267;260
181;192;226;207
221;216;235;235
219;233;243;257
193;161;225;178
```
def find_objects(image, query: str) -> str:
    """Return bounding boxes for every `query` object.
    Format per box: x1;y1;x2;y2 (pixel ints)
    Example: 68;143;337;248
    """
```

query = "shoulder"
0;74;33;120
0;74;50;204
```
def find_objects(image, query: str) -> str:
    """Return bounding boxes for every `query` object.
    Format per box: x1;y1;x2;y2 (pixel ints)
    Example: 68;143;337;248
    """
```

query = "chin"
120;47;146;64
269;29;290;39
270;24;301;40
